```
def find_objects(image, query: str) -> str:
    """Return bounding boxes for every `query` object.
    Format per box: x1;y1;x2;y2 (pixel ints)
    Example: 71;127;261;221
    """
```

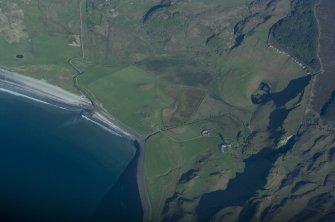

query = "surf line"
0;86;76;111
0;83;129;139
81;113;123;137
0;68;137;140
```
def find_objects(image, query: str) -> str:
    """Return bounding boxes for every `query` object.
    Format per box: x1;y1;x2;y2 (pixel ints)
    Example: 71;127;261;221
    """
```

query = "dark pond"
143;1;171;23
268;107;294;136
196;137;296;221
16;54;24;59
196;75;312;221
272;75;312;107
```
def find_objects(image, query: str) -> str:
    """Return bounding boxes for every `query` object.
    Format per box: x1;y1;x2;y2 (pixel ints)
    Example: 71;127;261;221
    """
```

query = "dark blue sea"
0;91;142;221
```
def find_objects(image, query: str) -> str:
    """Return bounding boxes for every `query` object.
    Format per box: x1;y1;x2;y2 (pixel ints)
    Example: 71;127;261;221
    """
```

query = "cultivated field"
0;0;314;221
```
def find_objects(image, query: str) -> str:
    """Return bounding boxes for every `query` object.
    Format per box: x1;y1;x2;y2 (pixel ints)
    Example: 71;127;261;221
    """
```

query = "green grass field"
0;0;312;221
80;65;174;135
144;133;245;221
216;29;305;110
0;0;81;92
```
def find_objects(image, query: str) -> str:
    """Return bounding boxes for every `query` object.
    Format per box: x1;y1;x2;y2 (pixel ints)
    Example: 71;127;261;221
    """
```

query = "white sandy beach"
0;68;151;221
0;68;134;139
0;68;91;108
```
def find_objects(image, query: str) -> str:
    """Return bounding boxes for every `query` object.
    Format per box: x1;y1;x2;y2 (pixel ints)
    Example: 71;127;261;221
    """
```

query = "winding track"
70;1;153;221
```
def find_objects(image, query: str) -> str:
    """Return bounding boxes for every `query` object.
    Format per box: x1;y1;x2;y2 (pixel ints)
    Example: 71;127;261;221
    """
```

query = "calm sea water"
0;91;140;221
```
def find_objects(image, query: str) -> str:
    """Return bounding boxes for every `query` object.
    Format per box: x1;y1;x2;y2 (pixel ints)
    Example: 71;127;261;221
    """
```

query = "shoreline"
0;68;151;222
0;69;92;109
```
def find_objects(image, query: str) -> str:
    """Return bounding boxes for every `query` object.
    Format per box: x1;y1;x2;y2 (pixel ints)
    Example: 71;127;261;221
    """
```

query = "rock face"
195;0;335;221
2;0;335;221
252;121;335;222
159;0;335;220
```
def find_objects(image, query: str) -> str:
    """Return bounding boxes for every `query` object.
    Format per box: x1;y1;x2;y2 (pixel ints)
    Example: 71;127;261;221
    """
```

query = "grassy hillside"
0;0;320;221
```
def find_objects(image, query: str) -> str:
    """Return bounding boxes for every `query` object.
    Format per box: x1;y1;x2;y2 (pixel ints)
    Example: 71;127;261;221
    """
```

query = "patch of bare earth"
68;34;81;47
0;3;29;43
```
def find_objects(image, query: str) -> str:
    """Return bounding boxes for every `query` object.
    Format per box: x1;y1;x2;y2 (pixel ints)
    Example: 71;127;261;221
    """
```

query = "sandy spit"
0;68;133;138
0;68;91;108
0;68;150;221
